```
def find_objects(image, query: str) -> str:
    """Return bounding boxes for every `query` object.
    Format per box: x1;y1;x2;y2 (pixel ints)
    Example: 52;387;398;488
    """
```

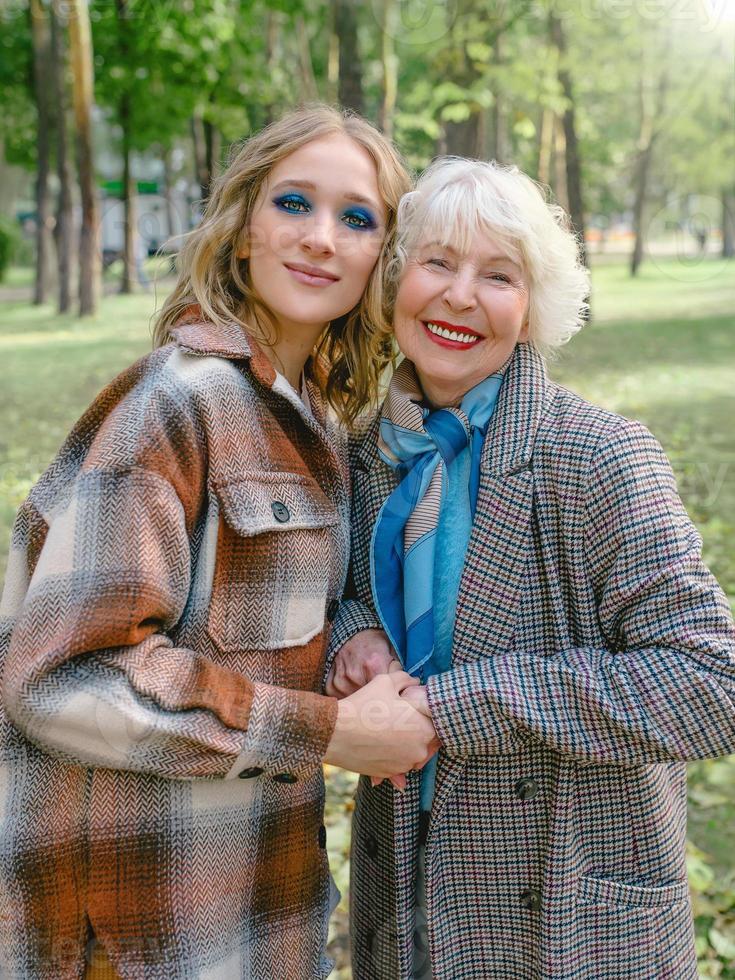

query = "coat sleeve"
1;377;337;782
426;420;735;766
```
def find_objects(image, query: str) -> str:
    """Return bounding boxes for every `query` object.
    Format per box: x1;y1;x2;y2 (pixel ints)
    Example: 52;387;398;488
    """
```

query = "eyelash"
426;258;511;283
273;194;377;231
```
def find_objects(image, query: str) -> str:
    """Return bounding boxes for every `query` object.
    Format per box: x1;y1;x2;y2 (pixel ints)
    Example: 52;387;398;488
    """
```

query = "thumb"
387;658;404;674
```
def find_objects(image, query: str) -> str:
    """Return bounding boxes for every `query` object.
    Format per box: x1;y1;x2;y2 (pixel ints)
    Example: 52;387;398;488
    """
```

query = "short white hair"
391;157;590;355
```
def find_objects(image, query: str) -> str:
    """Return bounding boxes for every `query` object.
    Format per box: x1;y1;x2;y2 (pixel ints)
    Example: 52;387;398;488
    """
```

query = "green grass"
1;256;734;976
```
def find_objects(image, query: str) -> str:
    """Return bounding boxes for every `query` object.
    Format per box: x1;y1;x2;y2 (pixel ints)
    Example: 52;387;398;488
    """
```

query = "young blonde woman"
0;105;437;980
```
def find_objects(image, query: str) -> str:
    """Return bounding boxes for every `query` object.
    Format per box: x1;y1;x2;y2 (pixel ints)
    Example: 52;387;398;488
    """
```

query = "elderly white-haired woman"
325;157;735;979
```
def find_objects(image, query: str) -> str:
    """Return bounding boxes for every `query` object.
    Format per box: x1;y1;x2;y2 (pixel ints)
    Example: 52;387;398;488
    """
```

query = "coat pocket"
574;876;696;979
207;473;340;653
577;875;690;908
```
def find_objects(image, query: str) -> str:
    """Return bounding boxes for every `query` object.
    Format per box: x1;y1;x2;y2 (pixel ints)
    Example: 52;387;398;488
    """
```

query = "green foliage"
688;759;735;977
0;217;19;282
0;1;35;169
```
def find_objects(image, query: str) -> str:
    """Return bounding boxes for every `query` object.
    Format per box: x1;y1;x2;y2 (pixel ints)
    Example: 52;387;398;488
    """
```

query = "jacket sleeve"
1;379;337;782
426;420;735;766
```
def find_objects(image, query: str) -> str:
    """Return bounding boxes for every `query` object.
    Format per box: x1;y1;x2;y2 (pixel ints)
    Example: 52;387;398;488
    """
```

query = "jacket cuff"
225;682;338;781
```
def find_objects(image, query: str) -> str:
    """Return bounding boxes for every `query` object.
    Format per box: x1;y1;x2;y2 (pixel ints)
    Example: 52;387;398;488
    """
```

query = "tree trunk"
50;3;75;313
444;115;481;157
549;12;587;267
327;0;339;105
68;0;100;315
722;187;735;259
552;115;569;213
115;0;136;294
336;0;364;114
629;34;670;277
537;106;553;185
294;15;319;103
204;118;221;189
489;35;509;164
119;101;136;293
191;112;210;204
162;145;177;240
30;0;54;305
378;0;397;138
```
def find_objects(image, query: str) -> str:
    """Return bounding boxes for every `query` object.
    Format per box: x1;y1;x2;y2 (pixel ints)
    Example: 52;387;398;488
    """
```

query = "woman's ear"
519;318;530;342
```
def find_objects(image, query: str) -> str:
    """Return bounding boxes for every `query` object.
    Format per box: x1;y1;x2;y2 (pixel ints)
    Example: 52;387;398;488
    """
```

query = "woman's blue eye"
273;193;310;214
427;258;449;269
342;208;377;231
487;272;511;283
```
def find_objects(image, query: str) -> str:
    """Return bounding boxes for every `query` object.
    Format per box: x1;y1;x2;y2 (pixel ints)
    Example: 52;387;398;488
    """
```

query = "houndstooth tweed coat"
0;315;348;979
328;341;735;980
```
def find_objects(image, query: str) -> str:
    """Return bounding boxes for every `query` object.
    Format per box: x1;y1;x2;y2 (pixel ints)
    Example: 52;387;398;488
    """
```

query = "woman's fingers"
389;669;421;693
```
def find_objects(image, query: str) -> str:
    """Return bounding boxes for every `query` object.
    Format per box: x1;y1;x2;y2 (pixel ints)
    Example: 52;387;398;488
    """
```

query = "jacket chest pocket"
207;474;341;653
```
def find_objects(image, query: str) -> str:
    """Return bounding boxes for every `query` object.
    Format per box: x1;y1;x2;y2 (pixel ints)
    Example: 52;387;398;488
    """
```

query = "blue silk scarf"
370;359;504;680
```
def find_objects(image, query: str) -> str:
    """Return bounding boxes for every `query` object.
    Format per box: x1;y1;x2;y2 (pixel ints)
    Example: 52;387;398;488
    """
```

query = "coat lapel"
429;344;554;842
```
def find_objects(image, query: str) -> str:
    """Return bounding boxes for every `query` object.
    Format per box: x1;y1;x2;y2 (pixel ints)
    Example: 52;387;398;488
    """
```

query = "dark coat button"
238;766;263;779
520;888;542;912
273;772;298;784
271;501;290;523
318;824;327;849
515;777;540;801
327;599;340;622
366;833;379;860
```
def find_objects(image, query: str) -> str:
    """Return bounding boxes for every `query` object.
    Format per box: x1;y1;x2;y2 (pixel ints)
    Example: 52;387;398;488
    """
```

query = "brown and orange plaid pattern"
0;315;348;978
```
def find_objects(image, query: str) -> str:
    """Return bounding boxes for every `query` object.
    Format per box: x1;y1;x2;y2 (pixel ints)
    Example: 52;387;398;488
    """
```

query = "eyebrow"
270;179;382;213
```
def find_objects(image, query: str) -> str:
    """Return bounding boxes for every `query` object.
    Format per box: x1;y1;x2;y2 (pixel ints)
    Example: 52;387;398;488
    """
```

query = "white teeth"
425;322;478;344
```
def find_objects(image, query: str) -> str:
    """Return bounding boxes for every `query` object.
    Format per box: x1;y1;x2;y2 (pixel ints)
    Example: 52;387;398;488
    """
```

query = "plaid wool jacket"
0;316;349;979
328;342;735;980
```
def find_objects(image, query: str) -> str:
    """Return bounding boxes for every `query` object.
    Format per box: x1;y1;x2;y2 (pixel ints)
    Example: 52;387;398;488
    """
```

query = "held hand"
399;684;432;717
371;684;437;789
325;629;400;698
323;670;439;780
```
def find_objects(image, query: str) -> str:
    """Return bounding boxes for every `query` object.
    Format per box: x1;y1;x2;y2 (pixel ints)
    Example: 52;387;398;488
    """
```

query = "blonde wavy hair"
390;157;590;356
154;104;411;427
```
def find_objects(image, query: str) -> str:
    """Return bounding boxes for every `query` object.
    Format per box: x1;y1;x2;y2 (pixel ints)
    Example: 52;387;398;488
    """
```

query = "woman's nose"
443;272;477;311
300;212;337;256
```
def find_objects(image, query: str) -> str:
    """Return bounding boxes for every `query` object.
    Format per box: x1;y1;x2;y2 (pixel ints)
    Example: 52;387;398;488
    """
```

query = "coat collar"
170;306;277;389
353;342;553;477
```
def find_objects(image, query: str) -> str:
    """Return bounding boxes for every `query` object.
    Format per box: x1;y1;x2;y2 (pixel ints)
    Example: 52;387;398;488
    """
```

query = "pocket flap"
215;473;340;536
577;875;690;908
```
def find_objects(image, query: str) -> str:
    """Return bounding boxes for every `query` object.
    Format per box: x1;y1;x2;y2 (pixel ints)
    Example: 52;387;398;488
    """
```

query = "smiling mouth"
284;263;340;287
422;320;483;348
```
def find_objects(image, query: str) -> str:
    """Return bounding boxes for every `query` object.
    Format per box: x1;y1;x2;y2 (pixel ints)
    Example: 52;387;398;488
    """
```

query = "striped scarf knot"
370;359;504;677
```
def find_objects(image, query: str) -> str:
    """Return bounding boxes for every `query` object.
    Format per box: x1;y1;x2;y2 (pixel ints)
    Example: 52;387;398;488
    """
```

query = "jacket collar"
353;342;553;478
170;306;277;388
170;306;335;426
